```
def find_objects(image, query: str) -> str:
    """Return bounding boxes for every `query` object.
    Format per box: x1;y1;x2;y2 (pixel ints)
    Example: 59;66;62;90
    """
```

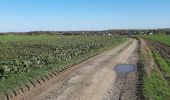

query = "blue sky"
0;0;170;32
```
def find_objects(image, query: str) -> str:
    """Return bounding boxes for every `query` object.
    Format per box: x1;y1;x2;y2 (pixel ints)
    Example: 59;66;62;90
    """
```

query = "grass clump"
144;69;170;100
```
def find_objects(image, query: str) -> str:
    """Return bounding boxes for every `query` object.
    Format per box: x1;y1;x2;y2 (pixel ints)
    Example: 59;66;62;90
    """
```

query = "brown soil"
13;39;139;100
145;39;170;59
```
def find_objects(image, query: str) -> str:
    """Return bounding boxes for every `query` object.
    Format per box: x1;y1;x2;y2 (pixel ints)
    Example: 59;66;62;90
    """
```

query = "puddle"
115;64;136;74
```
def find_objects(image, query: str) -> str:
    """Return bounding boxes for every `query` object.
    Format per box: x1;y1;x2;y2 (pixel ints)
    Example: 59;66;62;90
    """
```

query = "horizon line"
1;28;170;33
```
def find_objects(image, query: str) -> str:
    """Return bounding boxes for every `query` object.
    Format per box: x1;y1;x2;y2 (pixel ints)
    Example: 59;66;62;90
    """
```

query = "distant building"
149;32;153;35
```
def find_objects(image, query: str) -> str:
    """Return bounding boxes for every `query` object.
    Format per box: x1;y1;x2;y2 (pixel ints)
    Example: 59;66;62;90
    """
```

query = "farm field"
146;35;170;45
0;35;128;99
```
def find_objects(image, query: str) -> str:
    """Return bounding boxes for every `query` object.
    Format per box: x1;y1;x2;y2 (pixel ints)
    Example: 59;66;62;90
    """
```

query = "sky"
0;0;170;32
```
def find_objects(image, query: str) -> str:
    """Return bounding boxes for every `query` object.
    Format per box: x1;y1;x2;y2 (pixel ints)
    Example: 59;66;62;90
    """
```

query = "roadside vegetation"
0;35;127;97
145;35;170;66
144;48;170;100
138;37;170;100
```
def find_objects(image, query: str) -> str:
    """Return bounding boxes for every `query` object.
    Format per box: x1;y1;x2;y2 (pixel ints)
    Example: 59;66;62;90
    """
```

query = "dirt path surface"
14;39;138;100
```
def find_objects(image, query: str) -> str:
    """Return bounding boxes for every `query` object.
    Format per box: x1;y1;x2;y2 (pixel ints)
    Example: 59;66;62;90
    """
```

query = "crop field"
0;35;127;96
146;35;170;45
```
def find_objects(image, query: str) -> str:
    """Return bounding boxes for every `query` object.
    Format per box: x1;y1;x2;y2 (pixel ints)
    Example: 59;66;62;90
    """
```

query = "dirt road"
15;39;138;100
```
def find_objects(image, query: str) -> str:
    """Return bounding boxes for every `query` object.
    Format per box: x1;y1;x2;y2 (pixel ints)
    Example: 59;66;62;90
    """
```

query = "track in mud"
14;39;139;100
145;39;170;59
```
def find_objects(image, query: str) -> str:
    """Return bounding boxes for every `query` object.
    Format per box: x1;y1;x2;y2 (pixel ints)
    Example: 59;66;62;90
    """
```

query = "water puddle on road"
113;64;136;99
115;64;136;74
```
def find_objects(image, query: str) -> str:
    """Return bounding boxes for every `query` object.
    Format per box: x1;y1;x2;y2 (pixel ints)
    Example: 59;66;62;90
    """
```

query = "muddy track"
14;39;139;100
144;38;170;59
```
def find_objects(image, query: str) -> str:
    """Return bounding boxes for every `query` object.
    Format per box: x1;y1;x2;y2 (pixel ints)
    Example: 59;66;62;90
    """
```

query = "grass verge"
152;48;170;86
144;69;170;100
137;38;170;100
